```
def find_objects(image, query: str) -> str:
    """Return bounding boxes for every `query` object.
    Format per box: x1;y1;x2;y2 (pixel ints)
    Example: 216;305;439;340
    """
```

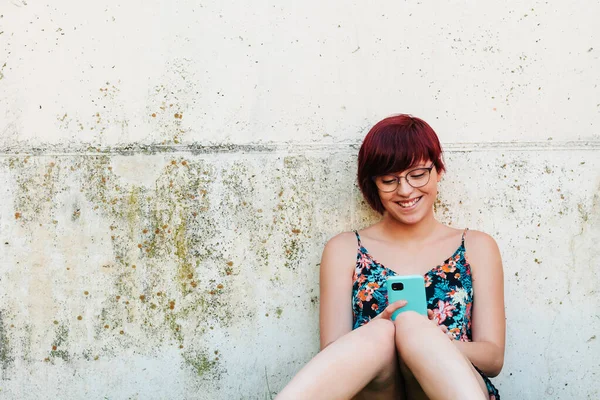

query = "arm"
319;232;357;350
456;230;506;377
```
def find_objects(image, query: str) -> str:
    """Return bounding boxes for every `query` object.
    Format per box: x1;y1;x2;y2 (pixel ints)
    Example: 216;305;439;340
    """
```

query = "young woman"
276;115;505;400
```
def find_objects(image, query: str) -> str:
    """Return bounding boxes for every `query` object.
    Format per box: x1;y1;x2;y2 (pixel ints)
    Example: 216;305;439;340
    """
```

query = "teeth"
398;197;420;208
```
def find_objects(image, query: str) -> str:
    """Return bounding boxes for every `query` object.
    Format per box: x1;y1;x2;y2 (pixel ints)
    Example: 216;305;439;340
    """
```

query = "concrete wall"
1;1;599;399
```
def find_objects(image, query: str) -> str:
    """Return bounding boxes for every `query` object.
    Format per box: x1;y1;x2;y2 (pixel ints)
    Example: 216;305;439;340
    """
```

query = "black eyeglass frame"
371;165;435;192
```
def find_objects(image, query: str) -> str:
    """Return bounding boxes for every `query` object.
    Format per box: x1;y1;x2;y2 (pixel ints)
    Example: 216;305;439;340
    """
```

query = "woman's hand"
373;300;407;321
427;309;450;336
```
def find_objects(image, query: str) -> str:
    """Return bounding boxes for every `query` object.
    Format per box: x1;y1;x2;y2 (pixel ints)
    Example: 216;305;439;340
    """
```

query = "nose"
395;178;413;196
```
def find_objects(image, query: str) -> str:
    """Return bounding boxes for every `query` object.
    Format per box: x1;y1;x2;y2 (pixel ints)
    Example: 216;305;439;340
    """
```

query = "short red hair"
357;114;446;214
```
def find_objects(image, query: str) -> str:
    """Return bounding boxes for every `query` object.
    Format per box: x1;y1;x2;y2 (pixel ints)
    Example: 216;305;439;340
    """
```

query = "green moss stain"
275;308;283;319
3;154;282;376
126;187;141;234
578;203;589;222
164;311;185;345
6;157;63;224
174;218;195;293
49;323;70;362
74;157;241;359
258;247;270;268
182;350;219;377
283;238;302;269
0;312;14;376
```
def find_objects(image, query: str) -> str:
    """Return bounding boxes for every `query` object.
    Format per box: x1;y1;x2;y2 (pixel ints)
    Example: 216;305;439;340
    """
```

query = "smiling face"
376;161;442;225
357;114;446;215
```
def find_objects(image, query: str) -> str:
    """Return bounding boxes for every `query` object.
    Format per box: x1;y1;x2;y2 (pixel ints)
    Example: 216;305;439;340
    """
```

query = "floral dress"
351;230;500;400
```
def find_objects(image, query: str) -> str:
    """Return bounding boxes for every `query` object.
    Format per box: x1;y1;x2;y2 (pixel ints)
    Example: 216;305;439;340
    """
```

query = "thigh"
277;318;402;400
469;363;489;398
393;312;488;400
352;321;405;400
399;351;488;400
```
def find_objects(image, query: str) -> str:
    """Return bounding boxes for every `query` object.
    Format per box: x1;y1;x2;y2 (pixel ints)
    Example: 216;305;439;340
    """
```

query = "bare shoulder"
464;229;499;251
321;231;359;271
464;230;502;271
324;231;358;251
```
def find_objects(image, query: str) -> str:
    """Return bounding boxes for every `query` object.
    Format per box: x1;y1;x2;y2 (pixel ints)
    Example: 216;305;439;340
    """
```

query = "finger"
427;309;433;320
385;300;407;318
376;300;407;320
440;325;448;333
388;300;407;312
373;306;389;320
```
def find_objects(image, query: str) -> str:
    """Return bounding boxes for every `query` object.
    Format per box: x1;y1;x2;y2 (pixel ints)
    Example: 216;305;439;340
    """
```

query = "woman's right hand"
373;300;408;321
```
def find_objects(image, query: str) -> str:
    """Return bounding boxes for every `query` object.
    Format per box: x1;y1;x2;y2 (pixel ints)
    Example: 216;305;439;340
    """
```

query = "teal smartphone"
386;275;427;320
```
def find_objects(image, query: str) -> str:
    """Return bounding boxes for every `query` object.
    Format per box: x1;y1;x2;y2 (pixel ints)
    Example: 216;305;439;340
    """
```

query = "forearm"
453;340;504;377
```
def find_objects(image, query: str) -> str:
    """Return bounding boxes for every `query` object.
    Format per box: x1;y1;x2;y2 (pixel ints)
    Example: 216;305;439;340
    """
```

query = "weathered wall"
0;1;599;399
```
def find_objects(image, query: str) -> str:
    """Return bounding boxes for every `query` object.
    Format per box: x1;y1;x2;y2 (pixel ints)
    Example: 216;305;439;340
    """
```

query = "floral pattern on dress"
351;230;500;400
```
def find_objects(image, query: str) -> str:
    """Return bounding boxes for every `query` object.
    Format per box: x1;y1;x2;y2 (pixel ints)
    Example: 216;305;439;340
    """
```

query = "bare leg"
469;363;490;396
276;319;402;400
394;311;488;400
354;350;404;400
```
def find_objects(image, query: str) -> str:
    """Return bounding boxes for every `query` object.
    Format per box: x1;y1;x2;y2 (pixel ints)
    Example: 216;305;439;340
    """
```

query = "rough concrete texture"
1;1;599;399
1;148;598;399
1;1;600;147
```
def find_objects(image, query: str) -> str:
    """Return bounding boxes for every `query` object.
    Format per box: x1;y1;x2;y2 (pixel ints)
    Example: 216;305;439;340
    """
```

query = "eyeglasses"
372;166;434;192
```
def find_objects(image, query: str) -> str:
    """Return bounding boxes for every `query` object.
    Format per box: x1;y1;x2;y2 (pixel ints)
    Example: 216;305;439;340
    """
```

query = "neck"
378;211;440;243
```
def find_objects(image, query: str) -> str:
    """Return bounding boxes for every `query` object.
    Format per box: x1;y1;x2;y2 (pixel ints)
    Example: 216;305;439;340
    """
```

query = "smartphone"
385;275;428;320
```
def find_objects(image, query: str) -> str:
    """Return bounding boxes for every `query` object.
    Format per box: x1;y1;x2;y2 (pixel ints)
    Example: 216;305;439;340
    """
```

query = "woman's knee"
361;318;396;349
394;311;429;331
358;319;401;393
393;311;433;350
354;319;397;366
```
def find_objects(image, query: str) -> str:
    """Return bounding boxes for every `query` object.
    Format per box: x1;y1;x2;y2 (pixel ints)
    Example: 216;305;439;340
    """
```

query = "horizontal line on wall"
443;140;600;151
392;140;600;152
0;140;598;156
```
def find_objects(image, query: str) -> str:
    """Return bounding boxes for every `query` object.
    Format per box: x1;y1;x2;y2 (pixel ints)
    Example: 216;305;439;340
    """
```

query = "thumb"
378;300;407;320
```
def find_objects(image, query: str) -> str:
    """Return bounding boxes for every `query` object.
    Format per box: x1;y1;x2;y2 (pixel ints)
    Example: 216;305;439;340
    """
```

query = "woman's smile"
395;196;423;210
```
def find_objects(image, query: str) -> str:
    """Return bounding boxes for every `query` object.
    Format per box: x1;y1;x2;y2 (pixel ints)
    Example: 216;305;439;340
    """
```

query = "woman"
276;114;505;400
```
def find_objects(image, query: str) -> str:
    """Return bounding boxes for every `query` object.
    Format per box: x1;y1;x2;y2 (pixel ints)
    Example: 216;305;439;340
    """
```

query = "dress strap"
353;230;363;248
461;228;469;248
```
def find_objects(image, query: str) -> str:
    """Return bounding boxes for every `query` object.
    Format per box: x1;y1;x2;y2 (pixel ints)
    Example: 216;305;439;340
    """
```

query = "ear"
436;169;444;182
